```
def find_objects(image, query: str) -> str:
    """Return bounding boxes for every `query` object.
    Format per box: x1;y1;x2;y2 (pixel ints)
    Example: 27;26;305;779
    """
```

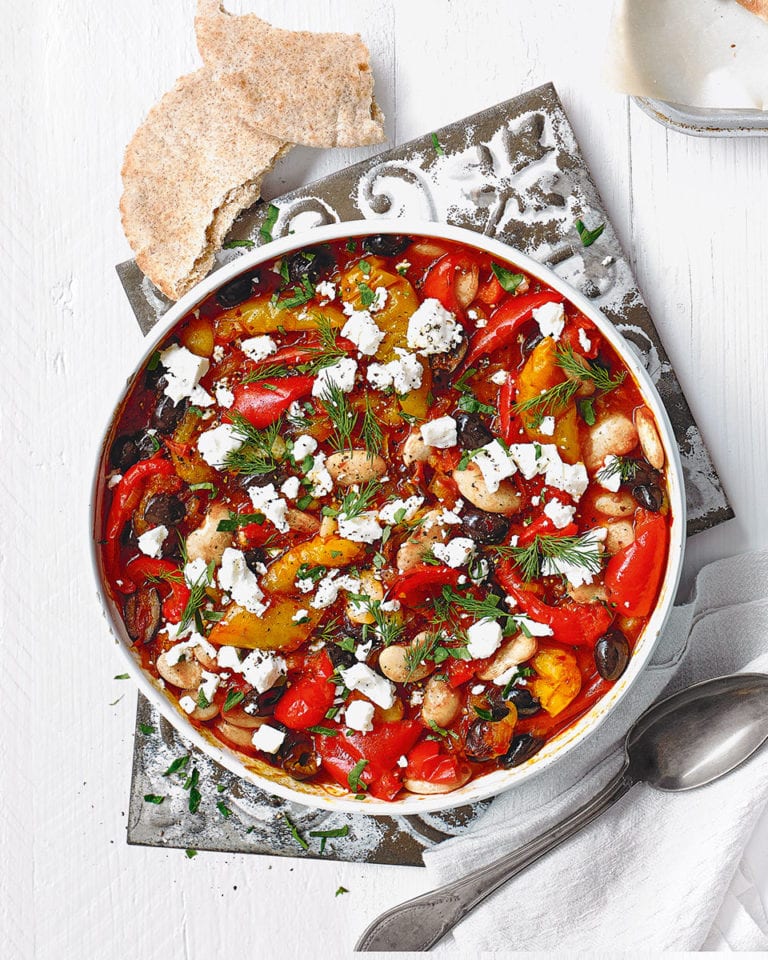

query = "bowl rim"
91;218;686;815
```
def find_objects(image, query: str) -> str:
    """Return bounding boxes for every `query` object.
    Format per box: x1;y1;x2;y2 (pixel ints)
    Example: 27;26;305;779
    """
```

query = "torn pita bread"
120;69;291;301
195;0;385;148
735;0;768;20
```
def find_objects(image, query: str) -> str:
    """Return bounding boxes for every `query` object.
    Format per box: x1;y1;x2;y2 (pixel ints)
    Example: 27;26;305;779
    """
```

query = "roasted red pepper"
605;509;669;617
104;455;176;593
561;323;601;361
422;251;481;321
404;740;470;789
388;565;462;608
124;556;191;622
464;292;564;367
230;375;315;429
246;336;355;373
516;517;578;548
273;650;335;730
446;655;492;688
498;372;517;445
496;563;613;647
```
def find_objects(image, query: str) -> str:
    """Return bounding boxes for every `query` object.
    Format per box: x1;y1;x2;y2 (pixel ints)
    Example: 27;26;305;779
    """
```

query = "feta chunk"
241;650;286;693
214;385;235;408
543;499;577;530
539;416;555;436
248;483;289;533
197;423;244;468
532;301;566;341
508;442;558;480
515;616;555;637
420;416;458;449
540;527;607;588
340;663;396;708
466;619;504;659
199;670;220;705
216;646;242;672
370;286;389;314
306;451;334;498
183;558;210;587
341;310;385;356
545;459;589;501
578;327;592;353
312;357;358;397
292;608;309;623
345;699;375;733
490;370;508;385
251;724;286;754
179;695;197;715
280;476;301;500
310;572;361;610
159;344;213;407
315;280;337;302
218;547;267;615
596;455;622;493
338;511;382;544
472;439;517;493
137;524;168;559
407;298;463;355
432;537;476;568
291;434;318;462
164;633;216;667
378;495;424;525
240;336;277;362
367;350;425;395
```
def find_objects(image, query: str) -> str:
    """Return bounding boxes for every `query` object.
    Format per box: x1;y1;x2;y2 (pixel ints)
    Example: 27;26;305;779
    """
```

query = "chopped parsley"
575;218;605;247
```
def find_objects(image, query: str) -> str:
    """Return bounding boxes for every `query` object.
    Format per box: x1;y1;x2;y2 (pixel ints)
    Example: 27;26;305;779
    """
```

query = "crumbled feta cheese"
310;572;361;610
306;451;334;498
490;369;508;385
470;684;486;695
545;459;589;501
240;336;277;362
137;524;168;559
370;286;388;314
199;670;220;705
543;499;577;530
197;423;244;468
472;439;517;493
280;476;301;500
396;754;408;768
251;724;286;754
532;301;566;341
107;472;122;489
312;357;358;397
345;699;375;733
420;416;458;449
540;527;607;588
366;363;394;391
214;384;235;408
315;280;337;302
248;483;289;533
508;442;558;480
432;537;476;568
216;646;242;672
378;496;424;525
291;608;309;623
395;260;411;274
184;558;210;586
407;298;463;355
159;344;213;407
410;688;425;706
578;327;592;353
340;663;396;708
291;434;318;462
296;575;315;594
515;616;555;637
596;455;622;493
241;650;286;693
367;350;425;394
531;496;540;507
164;634;216;667
212;344;225;363
539;416;555;436
179;695;197;715
341;310;385;356
355;637;373;662
466;619;504;659
218;548;267;615
338;511;382;544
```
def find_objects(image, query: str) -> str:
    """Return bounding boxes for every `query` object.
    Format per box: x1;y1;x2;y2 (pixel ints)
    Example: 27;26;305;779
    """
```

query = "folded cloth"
423;553;768;953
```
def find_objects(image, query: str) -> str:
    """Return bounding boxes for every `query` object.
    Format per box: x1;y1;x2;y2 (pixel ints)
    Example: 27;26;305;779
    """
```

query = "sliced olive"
500;734;546;768
460;507;511;545
465;717;514;762
278;731;319;781
503;686;541;718
152;395;188;434
216;271;260;309
632;483;664;512
454;412;494;450
241;682;285;718
124;587;161;645
243;547;267;574
287;247;335;285
327;642;358;670
109;432;157;471
144;493;186;528
361;234;412;257
430;337;468;385
594;628;631;681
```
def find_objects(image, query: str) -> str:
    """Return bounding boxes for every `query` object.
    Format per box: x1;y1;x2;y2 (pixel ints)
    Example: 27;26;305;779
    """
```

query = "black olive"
465;720;498;762
503;686;541;718
632;483;664;512
500;734;546;768
594;628;631;681
430;338;468;386
287;247;335;285
361;234;412;257
522;331;543;356
278;731;319;781
243;547;267;574
152;395;188;434
124;587;161;645
454;412;494;450
327;642;358;670
143;493;186;528
241;683;285;718
460;507;511;545
216;270;260;309
109;432;157;471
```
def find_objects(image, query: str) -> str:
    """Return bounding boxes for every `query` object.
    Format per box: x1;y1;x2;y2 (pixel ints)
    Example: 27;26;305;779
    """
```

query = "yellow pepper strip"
516;337;581;463
528;646;582;716
261;535;365;595
208;600;322;651
217;297;347;340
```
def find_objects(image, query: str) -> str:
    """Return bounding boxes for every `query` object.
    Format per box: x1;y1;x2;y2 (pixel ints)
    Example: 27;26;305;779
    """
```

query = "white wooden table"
4;1;768;956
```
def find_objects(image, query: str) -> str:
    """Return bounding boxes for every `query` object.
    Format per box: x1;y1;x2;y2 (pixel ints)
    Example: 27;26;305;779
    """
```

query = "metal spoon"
356;673;768;952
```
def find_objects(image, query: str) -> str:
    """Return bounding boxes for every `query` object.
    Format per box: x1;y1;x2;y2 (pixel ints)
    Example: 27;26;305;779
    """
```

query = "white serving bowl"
91;219;686;815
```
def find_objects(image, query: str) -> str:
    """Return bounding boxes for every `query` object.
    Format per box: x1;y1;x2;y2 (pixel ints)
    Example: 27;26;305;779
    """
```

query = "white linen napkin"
423;552;768;953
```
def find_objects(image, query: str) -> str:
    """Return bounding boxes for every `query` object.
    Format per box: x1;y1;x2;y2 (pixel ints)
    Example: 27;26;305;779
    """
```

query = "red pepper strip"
422;251;481;323
405;740;471;789
124;556;191;623
496;562;613;647
605;509;669;618
104;456;175;593
273;651;335;730
516;517;578;548
561;323;601;361
498;373;517;445
475;272;506;308
230;375;315;429
445;655;492;688
464;292;565;368
388;565;462;608
248;336;357;372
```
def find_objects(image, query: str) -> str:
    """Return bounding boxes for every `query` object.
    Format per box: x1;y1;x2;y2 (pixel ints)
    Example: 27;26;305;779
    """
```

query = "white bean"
185;502;232;566
476;634;539;681
157;651;202;689
403;767;472;795
593;490;636;518
584;414;638;471
326;449;386;486
604;519;635;554
214;718;262;749
635;407;665;470
179;688;219;721
402;431;431;465
395;510;446;573
378;633;434;683
453;463;521;514
567;582;609;603
421;676;462;729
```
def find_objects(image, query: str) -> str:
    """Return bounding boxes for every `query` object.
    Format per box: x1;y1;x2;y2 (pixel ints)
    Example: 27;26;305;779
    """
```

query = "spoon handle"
355;769;634;953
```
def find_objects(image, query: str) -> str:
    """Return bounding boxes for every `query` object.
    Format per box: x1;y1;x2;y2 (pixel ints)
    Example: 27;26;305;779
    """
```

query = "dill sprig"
361;396;384;458
296;314;348;374
402;631;442;681
241;363;293;385
496;533;604;582
513;378;580;426
179;560;215;633
595;455;640;485
224;412;283;475
335;479;379;521
362;598;403;648
556;345;626;394
319;383;358;451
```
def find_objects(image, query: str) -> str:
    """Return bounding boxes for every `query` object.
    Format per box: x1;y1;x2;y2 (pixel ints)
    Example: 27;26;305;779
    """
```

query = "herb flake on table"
138;723;155;735
185;848;198;859
223;239;255;250
216;801;232;819
284;814;309;850
575;218;605;247
143;794;164;805
259;204;280;243
335;886;350;897
431;132;445;156
163;755;190;777
114;673;130;680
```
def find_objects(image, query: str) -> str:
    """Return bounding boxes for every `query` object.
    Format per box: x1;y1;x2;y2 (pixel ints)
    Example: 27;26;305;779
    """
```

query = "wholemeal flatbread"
120;69;291;301
735;0;768;19
195;0;385;148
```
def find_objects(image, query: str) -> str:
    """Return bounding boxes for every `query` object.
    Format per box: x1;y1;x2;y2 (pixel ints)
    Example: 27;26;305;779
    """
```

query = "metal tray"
633;96;768;137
